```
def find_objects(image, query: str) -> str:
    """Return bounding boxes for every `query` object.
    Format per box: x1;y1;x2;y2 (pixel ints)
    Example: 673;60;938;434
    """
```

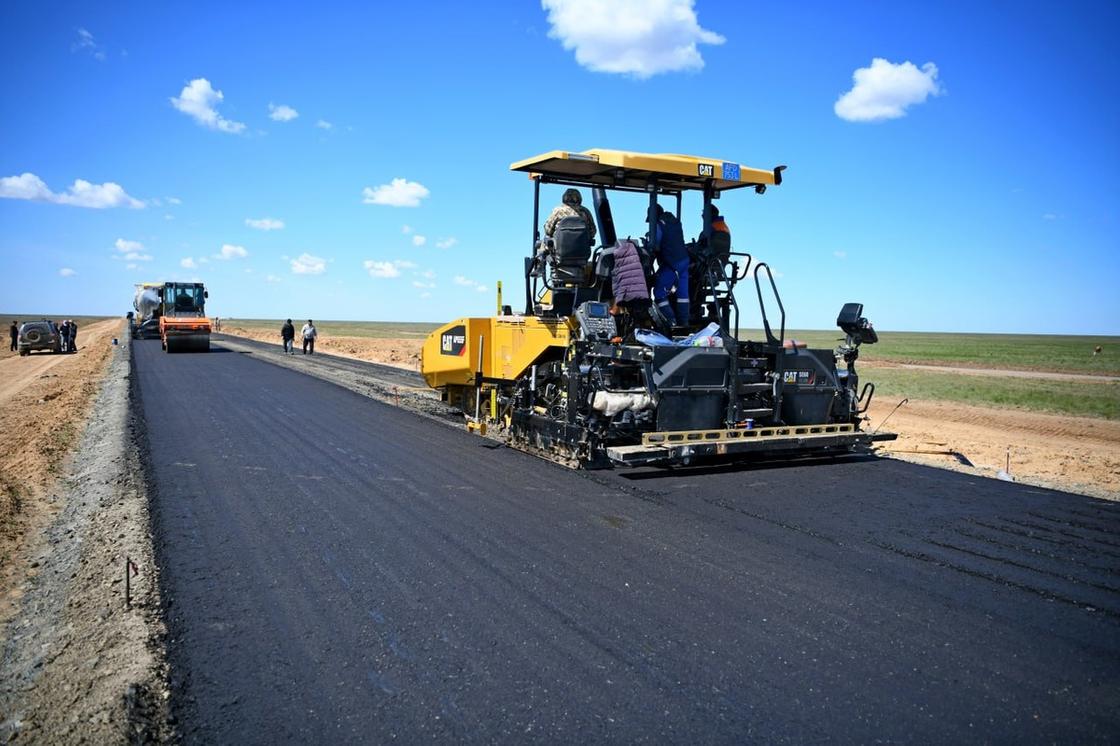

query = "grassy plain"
2;314;115;329
221;318;1120;420
224;318;437;339
868;367;1119;420
738;329;1120;376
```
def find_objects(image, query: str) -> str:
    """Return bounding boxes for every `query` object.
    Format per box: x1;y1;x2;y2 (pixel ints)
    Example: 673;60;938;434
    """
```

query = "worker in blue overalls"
650;204;690;327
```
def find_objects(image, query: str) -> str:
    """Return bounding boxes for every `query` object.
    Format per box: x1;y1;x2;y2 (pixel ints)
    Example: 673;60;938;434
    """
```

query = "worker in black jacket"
281;319;296;355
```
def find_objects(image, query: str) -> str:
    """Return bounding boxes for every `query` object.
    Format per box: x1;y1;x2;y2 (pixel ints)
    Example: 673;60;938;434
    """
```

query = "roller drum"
165;334;210;353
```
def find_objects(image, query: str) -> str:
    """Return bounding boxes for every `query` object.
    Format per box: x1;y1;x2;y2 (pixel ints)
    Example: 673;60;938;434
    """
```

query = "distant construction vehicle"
421;148;894;468
131;282;211;352
132;283;163;340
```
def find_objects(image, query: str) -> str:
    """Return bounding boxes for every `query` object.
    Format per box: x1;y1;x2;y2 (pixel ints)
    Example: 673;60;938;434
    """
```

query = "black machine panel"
575;301;618;341
779;348;841;425
651;347;729;390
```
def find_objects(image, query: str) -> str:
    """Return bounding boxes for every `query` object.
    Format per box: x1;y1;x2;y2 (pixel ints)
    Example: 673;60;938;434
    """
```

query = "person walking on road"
68;320;78;353
8;321;16;352
301;319;317;355
281;319;295;355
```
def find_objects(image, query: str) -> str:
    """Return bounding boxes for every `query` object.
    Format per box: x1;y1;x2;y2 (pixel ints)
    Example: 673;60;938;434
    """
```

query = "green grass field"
738;329;1120;376
867;367;1119;420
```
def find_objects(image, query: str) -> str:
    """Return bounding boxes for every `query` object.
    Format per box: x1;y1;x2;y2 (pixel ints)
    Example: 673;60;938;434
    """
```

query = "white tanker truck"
131;283;163;339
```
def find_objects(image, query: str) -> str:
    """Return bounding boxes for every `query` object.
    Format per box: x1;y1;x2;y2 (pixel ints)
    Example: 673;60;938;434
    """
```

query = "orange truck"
158;282;212;353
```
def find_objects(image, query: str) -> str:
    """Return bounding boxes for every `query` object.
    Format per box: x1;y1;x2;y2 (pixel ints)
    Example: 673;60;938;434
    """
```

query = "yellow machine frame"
421;315;571;409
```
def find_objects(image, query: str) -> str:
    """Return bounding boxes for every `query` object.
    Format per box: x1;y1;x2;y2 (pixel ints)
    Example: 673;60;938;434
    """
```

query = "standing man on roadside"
58;320;70;353
281;319;295;355
301;319;317;355
8;320;17;352
68;320;78;352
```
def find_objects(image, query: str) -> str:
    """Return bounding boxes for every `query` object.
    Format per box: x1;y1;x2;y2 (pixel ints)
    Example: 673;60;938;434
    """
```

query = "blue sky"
2;0;1117;333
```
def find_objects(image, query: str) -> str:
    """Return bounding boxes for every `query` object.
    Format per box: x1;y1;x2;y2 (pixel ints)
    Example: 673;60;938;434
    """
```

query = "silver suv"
17;320;62;356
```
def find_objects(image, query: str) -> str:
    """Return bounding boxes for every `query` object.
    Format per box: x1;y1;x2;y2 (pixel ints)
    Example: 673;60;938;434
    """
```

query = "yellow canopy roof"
510;149;784;193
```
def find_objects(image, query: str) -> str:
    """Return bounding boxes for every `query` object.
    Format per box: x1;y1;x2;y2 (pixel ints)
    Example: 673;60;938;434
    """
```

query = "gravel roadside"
0;336;171;742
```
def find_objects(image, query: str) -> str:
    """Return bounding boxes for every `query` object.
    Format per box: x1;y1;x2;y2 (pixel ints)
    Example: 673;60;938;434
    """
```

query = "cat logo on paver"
441;325;467;356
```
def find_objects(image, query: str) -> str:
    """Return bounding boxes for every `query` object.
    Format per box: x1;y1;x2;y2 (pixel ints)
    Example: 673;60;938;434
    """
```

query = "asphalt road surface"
132;339;1120;743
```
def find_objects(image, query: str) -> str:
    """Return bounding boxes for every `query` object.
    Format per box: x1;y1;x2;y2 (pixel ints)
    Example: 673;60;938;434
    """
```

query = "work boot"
656;300;677;326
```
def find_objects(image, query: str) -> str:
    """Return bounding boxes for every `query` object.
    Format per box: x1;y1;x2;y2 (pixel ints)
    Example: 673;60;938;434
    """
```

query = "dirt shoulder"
868;397;1120;501
0;323;170;742
222;324;422;371
0;318;120;610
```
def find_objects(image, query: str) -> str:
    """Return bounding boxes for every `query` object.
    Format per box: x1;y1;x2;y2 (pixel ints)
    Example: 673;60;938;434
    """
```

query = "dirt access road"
0;318;119;617
135;337;1119;742
1;321;169;743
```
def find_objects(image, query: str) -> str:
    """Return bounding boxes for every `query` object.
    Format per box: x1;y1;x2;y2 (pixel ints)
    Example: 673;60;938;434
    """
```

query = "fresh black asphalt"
132;339;1120;743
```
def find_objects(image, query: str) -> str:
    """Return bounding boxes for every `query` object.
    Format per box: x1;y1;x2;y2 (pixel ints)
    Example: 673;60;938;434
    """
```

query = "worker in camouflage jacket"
543;188;597;243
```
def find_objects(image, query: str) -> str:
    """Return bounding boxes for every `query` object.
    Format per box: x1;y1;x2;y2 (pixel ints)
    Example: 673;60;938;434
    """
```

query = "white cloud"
72;28;106;61
419;291;432;299
362;259;415;279
59;267;76;277
181;257;198;269
245;217;285;230
422;270;435;279
125;263;138;270
834;58;942;122
454;275;480;287
476;285;489;293
215;243;248;260
401;224;413;234
435;237;458;249
164;214;174;221
542;0;724;79
1;173;53;202
265;274;282;284
170;78;246;133
361;178;430;207
833;250;847;259
114;238;143;253
61;178;145;208
112;239;152;261
412;280;436;289
0;172;144;209
268;103;299;122
291;253;326;275
412;234;427;247
315;119;333;130
364;260;401;279
167;196;182;205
